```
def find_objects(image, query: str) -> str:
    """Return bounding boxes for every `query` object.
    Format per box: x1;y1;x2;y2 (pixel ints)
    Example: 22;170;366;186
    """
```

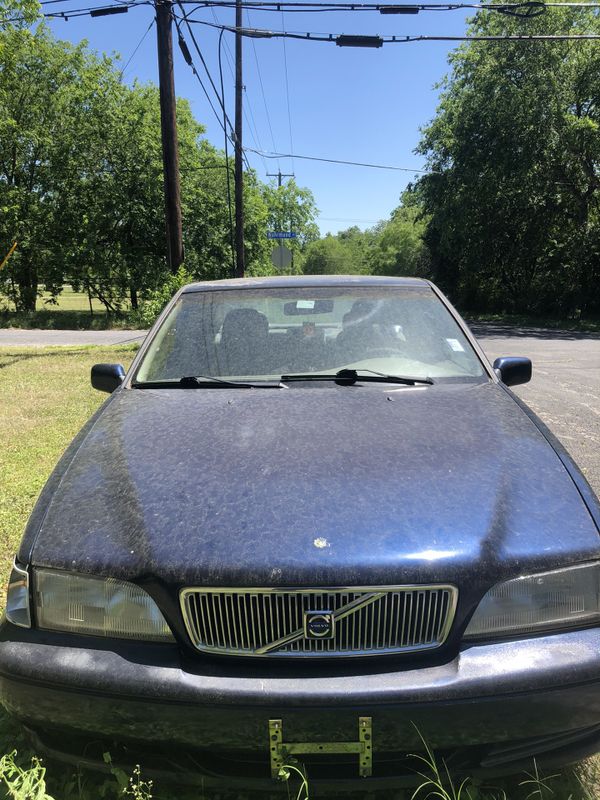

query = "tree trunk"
130;286;139;310
16;263;37;312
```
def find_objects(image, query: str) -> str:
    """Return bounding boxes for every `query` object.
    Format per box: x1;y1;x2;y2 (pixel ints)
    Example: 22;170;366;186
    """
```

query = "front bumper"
1;626;600;784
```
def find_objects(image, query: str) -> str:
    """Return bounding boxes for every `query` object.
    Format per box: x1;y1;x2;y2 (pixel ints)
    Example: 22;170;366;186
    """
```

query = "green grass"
0;287;139;330
0;345;138;607
38;287;107;313
0;345;599;798
2;286;108;313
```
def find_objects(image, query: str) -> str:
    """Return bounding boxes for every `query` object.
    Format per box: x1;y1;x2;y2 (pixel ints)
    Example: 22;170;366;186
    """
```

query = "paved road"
472;323;600;497
2;323;599;495
0;329;147;346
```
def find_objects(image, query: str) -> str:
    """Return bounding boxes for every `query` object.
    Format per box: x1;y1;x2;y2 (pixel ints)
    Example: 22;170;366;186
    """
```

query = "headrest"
221;308;268;340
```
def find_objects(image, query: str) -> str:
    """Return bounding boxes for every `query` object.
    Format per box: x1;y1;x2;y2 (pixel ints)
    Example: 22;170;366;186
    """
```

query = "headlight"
6;562;31;628
464;563;600;639
34;569;174;642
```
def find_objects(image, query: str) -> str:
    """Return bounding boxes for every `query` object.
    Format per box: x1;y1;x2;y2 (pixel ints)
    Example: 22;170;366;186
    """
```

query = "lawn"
0;286;137;330
2;285;108;314
0;345;138;605
0;344;598;799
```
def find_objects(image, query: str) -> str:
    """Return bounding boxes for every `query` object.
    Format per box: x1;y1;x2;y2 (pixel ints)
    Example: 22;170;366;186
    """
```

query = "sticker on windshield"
297;300;315;309
446;338;465;352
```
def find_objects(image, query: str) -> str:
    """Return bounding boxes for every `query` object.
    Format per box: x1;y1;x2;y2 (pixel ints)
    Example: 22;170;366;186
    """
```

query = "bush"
136;267;194;328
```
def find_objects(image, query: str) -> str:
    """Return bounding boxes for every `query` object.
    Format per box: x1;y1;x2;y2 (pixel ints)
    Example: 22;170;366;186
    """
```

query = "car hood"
30;382;600;588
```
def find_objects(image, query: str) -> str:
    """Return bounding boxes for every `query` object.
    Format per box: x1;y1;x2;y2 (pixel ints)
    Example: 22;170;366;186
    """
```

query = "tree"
303;235;350;275
416;7;600;316
260;179;319;272
0;26;320;311
302;199;430;278
1;0;39;28
368;199;430;277
0;26;123;310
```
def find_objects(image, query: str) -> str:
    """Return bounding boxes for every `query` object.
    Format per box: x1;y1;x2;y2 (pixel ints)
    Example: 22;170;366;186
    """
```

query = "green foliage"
103;755;153;800
0;751;54;800
411;730;475;800
0;0;39;28
416;6;600;316
0;25;114;310
136;266;193;328
303;193;430;277
303;234;356;274
0;26;318;314
260;179;320;273
368;203;431;277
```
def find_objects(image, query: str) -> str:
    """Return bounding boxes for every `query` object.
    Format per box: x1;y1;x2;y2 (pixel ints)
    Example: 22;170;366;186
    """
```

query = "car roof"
181;275;431;294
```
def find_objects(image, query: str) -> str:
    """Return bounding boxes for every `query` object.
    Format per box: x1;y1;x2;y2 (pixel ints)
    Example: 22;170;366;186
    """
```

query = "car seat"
220;308;269;376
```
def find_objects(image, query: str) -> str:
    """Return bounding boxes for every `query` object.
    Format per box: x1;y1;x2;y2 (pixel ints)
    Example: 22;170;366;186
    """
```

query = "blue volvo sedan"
1;275;600;790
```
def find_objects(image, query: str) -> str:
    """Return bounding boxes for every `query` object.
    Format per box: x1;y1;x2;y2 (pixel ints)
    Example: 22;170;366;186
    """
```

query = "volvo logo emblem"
304;610;335;640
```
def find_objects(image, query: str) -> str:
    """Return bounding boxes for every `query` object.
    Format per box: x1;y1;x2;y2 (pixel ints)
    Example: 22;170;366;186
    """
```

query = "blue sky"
47;3;473;234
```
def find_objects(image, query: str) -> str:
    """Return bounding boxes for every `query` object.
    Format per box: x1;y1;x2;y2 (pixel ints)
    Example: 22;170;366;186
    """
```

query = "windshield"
134;285;486;384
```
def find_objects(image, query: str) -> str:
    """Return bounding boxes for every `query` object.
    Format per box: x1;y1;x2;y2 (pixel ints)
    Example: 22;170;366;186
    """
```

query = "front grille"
180;585;458;657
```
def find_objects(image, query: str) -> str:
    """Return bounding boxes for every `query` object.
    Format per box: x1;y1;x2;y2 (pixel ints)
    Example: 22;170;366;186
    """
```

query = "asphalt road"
1;323;599;495
471;322;600;497
0;329;147;346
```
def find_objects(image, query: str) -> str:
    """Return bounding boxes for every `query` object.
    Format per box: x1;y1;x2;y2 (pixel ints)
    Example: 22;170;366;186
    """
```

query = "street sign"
271;245;293;270
267;232;297;239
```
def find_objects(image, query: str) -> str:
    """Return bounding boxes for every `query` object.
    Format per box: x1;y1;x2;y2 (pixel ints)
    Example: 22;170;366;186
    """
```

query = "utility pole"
234;0;245;278
155;0;184;273
267;170;295;188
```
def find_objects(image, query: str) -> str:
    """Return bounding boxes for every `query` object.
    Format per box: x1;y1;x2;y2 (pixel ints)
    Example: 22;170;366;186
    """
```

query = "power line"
280;9;295;173
177;23;252;176
5;0;594;22
42;0;149;18
176;6;238;137
207;7;268;172
318;215;381;221
218;27;237;271
176;20;236;144
178;0;600;10
211;5;236;81
175;4;255;171
181;19;600;42
177;5;252;171
119;17;155;78
3;0;598;23
246;8;279;171
4;1;146;23
245;145;433;171
238;11;269;172
246;7;281;171
243;84;270;172
174;19;239;269
39;0;146;6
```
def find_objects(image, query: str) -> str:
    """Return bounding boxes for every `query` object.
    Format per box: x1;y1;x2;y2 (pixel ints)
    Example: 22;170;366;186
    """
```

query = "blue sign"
267;231;297;239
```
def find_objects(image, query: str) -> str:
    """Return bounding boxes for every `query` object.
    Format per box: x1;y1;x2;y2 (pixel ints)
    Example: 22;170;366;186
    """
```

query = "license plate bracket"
268;716;373;778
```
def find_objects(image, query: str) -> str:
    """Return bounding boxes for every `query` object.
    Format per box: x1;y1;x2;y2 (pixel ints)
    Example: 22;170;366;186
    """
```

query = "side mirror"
493;357;532;387
91;363;126;393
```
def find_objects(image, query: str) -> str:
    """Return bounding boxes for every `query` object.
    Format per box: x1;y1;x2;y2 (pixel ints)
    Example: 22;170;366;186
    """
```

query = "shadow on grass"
469;322;600;341
0;310;138;331
0;346;139;371
465;310;600;341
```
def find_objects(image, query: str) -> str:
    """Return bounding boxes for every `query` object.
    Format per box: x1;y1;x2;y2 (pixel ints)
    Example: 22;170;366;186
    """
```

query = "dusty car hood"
28;382;600;588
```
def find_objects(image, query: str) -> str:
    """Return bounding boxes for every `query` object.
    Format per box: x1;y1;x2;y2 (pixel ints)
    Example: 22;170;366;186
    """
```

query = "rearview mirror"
284;299;334;316
91;363;126;393
492;357;532;387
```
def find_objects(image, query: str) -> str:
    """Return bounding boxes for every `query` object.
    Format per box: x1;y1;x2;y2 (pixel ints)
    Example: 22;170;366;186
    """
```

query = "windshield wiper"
133;375;285;389
281;369;434;386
